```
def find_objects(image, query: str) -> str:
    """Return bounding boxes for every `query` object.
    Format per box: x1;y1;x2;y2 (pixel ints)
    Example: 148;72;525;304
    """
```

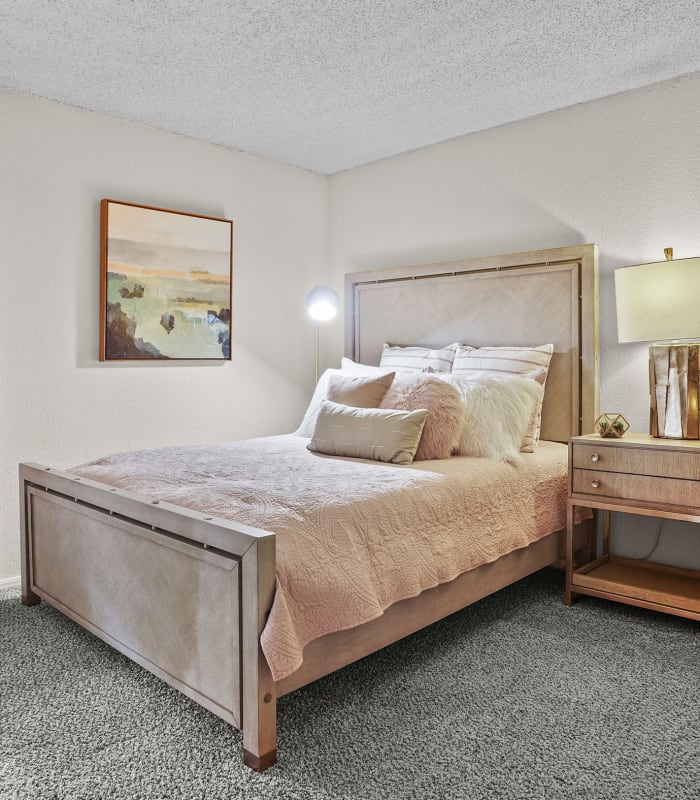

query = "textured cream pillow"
379;372;464;461
442;374;544;462
295;368;395;437
379;343;462;373
451;344;554;451
308;400;427;465
326;372;394;408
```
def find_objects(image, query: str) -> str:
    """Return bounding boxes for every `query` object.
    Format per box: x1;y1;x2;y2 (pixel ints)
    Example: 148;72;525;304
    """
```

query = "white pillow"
340;358;394;376
295;368;342;437
442;374;544;462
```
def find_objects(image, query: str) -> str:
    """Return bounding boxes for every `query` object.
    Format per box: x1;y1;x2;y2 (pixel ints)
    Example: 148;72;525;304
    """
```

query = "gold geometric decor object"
650;344;700;439
595;413;630;438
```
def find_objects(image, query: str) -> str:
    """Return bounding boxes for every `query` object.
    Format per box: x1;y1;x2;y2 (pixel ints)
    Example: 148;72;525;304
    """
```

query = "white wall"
328;73;700;568
0;90;328;580
3;75;699;580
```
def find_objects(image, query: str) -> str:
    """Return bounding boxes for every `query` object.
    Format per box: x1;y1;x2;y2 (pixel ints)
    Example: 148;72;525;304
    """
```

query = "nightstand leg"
602;509;612;556
565;502;577;606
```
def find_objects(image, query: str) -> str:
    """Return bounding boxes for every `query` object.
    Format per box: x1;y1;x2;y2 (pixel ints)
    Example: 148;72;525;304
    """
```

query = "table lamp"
615;248;700;438
304;285;339;383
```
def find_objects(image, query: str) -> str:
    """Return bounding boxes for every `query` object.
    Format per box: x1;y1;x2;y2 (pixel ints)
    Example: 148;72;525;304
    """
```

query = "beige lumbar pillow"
326;372;395;408
308;400;427;465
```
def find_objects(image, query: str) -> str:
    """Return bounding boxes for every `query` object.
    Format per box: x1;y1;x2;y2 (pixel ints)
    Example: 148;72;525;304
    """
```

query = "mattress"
73;435;570;681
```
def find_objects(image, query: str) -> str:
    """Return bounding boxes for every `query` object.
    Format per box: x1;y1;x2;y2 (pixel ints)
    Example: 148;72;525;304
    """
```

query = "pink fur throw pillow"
379;373;464;460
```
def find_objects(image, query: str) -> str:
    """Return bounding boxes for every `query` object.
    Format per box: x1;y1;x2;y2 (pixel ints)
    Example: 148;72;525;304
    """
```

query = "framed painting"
100;199;233;361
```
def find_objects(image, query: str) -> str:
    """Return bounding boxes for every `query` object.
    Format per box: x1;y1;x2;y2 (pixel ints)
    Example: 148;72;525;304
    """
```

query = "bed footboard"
19;463;277;771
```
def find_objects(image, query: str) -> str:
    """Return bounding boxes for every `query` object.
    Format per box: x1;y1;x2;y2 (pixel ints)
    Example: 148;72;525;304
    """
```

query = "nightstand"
566;433;700;620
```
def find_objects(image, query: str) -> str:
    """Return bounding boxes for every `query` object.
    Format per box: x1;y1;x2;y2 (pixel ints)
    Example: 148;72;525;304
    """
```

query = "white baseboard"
0;575;20;590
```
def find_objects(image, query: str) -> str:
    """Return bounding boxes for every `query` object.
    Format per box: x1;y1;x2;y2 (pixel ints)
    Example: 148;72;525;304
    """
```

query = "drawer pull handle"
591;480;600;489
590;453;600;462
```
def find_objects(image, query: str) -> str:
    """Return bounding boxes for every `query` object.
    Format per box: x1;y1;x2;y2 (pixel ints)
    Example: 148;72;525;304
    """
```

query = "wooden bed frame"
19;243;599;771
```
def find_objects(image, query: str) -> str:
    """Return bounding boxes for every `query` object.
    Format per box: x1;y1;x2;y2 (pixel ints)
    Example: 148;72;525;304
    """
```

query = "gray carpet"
1;569;697;800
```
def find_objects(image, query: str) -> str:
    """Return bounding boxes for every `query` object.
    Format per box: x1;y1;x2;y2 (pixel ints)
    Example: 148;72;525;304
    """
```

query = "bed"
19;243;599;771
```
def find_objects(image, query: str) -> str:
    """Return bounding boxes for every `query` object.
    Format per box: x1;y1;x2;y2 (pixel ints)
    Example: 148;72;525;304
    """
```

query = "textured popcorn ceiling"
1;1;699;174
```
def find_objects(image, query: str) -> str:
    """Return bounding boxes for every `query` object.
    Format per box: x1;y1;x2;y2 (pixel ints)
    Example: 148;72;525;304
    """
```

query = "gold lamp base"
649;344;700;439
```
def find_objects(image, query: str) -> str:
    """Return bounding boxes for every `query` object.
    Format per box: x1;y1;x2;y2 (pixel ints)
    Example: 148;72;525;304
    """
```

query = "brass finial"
664;247;673;261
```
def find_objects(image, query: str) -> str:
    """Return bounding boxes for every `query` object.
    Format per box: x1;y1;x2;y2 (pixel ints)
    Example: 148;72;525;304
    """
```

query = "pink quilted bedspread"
73;435;570;681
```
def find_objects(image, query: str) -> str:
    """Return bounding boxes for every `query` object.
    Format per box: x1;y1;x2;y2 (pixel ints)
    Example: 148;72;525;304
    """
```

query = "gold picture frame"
100;199;233;361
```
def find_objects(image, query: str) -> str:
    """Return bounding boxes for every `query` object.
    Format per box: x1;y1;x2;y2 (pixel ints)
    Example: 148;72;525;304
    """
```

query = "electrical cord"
637;519;664;561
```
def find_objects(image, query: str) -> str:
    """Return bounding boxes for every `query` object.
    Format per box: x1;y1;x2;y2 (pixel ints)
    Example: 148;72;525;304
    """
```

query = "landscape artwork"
100;200;233;360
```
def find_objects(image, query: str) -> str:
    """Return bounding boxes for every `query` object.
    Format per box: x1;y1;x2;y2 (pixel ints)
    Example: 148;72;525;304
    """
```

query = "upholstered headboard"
345;244;599;443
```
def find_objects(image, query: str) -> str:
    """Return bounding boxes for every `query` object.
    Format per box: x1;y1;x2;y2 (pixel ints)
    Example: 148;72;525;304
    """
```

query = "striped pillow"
451;344;554;451
379;343;463;373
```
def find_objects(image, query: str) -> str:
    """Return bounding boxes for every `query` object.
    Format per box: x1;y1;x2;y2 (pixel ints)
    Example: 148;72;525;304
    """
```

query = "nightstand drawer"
572;442;700;480
572;468;700;507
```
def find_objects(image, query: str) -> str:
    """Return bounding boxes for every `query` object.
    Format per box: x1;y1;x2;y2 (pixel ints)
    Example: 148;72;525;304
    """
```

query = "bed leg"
19;472;40;606
243;747;277;772
20;584;40;606
241;535;277;771
242;669;277;772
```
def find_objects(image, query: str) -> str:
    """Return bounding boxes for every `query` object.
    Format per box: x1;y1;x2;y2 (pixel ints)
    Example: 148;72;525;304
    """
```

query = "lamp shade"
615;257;700;343
305;285;339;321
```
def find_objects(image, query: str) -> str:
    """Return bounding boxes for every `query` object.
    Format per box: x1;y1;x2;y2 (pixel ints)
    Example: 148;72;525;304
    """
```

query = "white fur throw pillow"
379;373;464;460
452;344;553;451
442;374;544;462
